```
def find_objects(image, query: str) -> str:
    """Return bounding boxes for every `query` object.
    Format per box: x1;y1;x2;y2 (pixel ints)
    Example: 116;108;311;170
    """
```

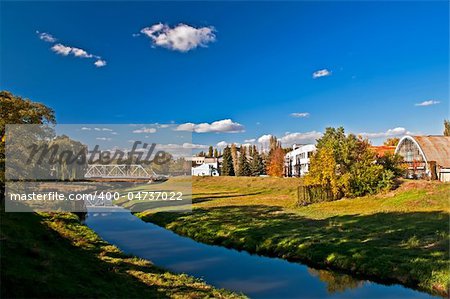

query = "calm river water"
85;207;436;299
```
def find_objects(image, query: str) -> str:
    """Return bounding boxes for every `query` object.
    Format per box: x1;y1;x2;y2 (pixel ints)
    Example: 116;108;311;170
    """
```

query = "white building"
191;162;220;176
284;144;316;177
186;156;219;166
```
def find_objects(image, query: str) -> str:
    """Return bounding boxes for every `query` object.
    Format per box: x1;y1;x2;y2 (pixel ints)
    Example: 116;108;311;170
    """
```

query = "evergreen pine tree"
207;146;213;158
214;148;219;158
221;146;235;176
237;146;251;176
260;147;267;175
250;147;264;176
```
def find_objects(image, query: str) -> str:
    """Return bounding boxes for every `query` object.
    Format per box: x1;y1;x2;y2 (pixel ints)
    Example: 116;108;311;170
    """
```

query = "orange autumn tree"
267;147;285;177
266;136;285;177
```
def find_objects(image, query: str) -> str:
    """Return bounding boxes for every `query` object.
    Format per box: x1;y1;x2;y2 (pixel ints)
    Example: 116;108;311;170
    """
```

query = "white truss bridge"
85;196;114;207
85;164;156;179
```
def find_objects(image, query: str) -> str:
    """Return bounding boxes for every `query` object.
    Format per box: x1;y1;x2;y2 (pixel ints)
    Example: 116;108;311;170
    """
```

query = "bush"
347;163;395;197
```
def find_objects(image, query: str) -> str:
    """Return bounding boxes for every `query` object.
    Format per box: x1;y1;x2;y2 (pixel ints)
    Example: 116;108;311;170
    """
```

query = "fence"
296;184;338;206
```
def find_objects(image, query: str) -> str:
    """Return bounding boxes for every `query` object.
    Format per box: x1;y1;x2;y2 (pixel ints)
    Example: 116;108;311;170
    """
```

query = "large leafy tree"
0;91;56;198
0;91;55;140
305;146;340;195
305;127;401;199
46;135;88;181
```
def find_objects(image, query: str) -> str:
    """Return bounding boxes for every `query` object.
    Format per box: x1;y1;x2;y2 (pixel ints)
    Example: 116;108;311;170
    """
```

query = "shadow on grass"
0;210;235;298
193;191;264;203
146;205;450;297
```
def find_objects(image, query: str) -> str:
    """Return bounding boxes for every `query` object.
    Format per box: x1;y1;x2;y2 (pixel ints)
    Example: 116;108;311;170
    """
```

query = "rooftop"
412;135;450;168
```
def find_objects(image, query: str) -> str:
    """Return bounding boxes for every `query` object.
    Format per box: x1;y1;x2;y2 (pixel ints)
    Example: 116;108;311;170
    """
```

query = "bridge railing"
85;164;155;179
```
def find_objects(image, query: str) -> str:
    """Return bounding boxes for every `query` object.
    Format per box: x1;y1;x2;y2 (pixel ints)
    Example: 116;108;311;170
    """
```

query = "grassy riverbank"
139;177;450;297
0;209;244;298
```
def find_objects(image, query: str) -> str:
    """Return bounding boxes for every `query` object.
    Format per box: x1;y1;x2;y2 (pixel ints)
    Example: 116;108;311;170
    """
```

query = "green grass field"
139;177;450;297
0;208;244;298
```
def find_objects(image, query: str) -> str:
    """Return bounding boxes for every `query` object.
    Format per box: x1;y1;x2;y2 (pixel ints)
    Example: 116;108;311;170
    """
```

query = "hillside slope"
142;178;450;297
0;209;243;298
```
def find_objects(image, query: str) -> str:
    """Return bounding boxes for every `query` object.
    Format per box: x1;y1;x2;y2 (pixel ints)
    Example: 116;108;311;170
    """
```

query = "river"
85;207;436;299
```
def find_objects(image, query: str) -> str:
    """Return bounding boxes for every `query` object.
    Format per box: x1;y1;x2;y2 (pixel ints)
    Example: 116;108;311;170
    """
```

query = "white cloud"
96;137;112;141
415;100;440;107
133;127;157;134
216;141;229;148
71;47;93;58
156;143;178;149
156;143;207;150
312;69;331;79
153;143;199;158
94;59;107;67
92;127;113;131
181;143;208;149
140;23;216;52
290;112;310;118
280;131;322;145
175;123;196;132
48;42;106;67
358;127;410;139
51;43;72;56
257;134;273;144
37;31;104;66
51;43;96;59
175;119;244;133
244;138;256;143
36;31;57;43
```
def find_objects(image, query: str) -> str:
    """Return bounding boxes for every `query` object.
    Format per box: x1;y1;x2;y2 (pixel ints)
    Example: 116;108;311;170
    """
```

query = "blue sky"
1;1;448;149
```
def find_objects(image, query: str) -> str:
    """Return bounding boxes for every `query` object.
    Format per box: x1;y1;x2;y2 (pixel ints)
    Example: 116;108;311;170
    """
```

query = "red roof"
370;146;396;157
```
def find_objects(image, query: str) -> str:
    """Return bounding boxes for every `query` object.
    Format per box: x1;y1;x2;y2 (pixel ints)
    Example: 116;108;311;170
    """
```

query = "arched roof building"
395;135;450;181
